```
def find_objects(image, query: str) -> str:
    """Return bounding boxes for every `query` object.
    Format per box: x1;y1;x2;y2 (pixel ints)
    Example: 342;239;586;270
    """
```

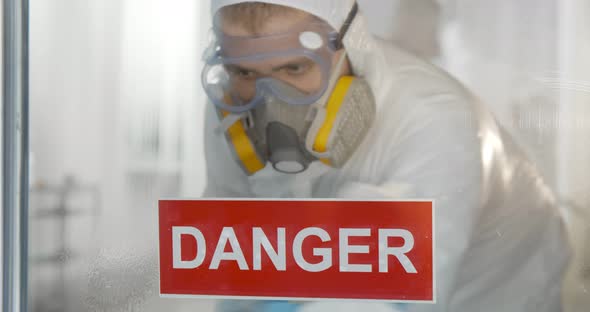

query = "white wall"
558;0;590;310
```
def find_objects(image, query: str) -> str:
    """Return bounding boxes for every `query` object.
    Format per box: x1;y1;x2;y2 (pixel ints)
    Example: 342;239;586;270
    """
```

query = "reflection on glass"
26;0;589;311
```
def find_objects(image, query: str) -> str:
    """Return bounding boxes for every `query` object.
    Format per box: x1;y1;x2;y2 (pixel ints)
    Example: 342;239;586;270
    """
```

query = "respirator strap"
215;112;248;135
305;50;350;159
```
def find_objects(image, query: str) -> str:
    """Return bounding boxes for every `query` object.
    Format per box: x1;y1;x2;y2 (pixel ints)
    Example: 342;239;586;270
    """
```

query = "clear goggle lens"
202;52;332;113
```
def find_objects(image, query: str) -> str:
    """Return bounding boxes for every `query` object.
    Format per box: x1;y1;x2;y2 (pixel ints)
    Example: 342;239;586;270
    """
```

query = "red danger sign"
159;199;434;303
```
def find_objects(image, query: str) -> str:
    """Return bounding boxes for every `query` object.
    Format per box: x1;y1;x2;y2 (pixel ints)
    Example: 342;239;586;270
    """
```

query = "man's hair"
218;2;309;34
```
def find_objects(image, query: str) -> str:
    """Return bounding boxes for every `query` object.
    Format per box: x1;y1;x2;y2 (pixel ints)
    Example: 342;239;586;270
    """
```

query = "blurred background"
12;0;590;311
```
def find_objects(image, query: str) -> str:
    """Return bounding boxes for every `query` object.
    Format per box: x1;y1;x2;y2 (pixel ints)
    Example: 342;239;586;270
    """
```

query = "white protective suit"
203;1;571;311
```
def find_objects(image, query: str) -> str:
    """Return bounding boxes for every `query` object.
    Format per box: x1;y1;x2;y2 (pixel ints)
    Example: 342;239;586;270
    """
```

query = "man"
201;1;570;311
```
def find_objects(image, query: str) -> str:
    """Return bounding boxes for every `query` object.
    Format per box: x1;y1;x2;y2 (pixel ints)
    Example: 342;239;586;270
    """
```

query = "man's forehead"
218;8;313;37
218;18;334;59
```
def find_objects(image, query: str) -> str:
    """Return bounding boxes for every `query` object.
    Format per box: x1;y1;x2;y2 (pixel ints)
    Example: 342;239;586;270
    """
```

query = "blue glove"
216;300;300;312
262;301;300;312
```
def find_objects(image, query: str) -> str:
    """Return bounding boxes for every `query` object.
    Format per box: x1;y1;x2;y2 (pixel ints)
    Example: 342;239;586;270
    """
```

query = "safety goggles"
201;19;342;113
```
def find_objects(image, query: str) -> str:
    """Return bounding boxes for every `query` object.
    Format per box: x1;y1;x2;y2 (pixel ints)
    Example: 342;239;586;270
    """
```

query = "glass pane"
27;0;589;311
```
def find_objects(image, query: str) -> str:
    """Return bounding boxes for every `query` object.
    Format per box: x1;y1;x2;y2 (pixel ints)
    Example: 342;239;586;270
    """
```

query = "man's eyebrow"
224;57;313;75
271;57;313;71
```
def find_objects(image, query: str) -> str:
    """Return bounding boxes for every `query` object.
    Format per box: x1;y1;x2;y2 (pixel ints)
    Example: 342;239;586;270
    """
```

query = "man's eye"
236;69;257;79
228;67;257;79
285;63;309;75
